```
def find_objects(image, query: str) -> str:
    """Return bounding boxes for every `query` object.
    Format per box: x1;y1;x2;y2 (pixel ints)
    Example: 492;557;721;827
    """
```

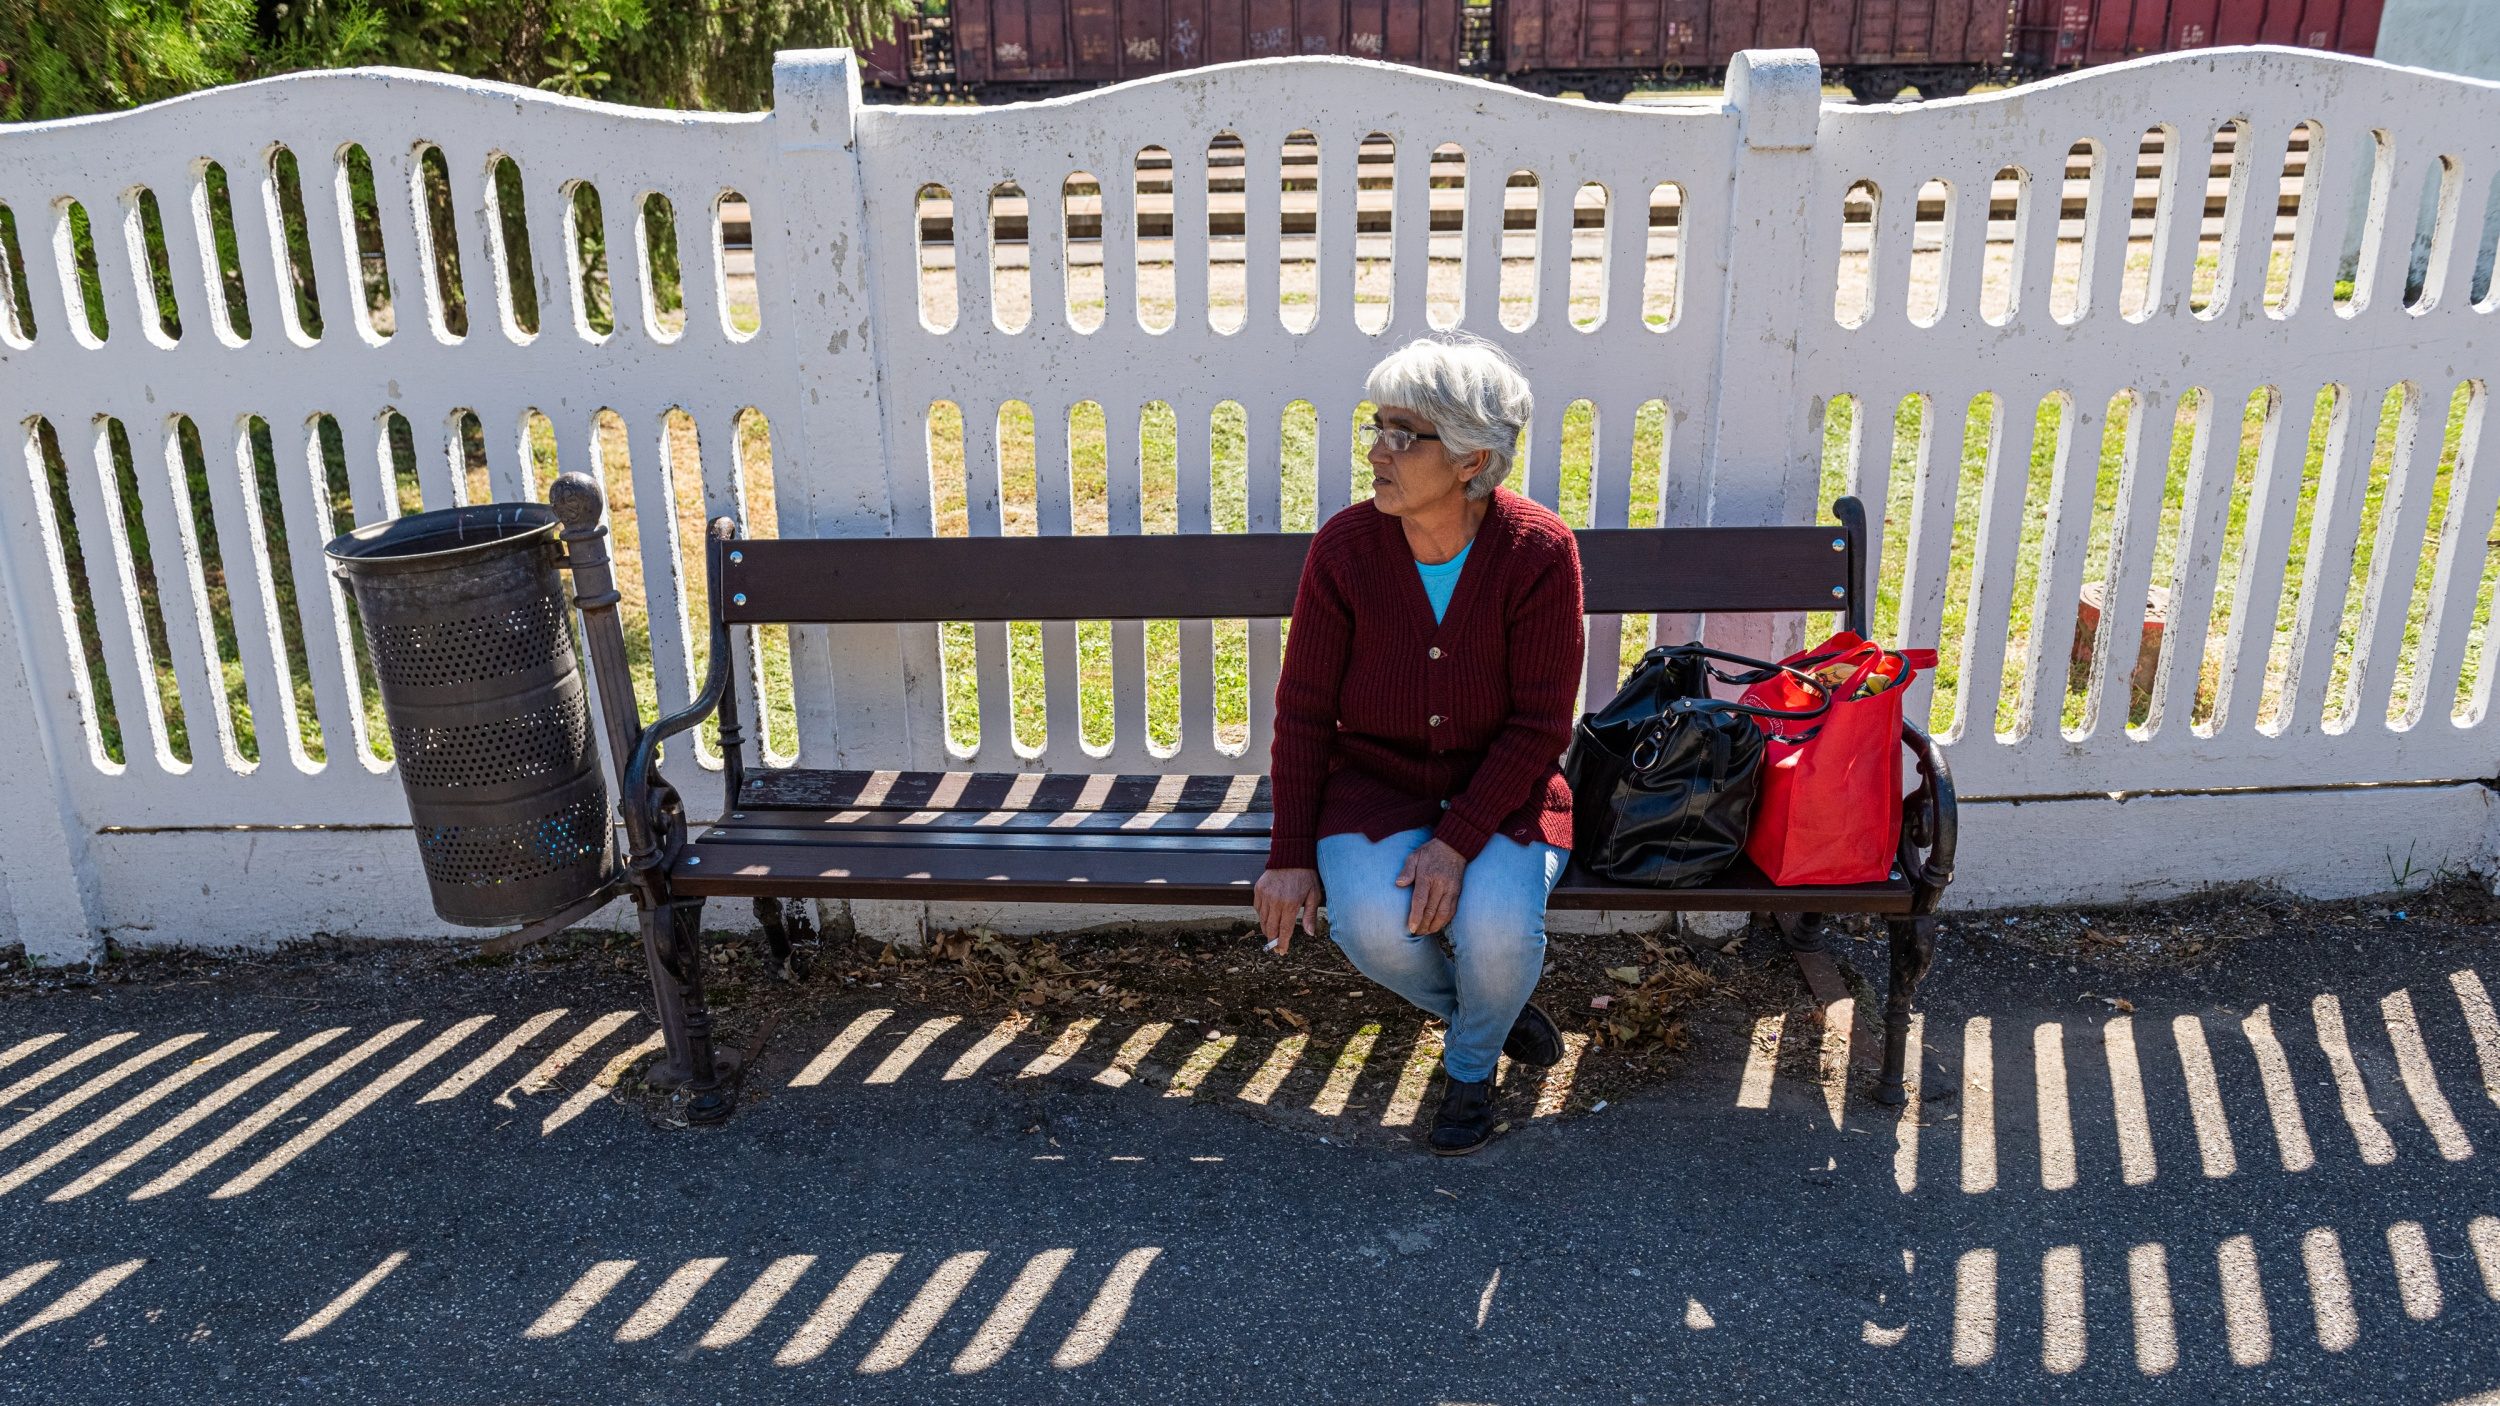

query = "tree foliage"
0;0;914;120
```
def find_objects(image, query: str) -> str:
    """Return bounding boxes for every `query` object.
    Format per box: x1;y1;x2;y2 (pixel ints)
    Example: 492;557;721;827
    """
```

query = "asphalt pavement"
3;911;2499;1405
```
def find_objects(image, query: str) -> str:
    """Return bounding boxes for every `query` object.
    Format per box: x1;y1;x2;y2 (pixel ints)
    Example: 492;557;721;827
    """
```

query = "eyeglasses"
1356;419;1441;454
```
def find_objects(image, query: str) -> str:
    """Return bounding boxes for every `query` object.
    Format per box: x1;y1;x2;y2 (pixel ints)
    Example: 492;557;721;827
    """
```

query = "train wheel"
1846;72;1904;105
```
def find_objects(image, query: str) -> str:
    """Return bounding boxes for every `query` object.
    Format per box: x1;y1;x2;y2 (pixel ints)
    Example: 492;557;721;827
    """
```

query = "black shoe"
1502;1002;1564;1068
1429;1076;1498;1156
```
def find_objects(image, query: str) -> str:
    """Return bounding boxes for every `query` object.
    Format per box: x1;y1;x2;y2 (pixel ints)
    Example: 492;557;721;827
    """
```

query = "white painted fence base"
3;46;2498;958
39;789;2492;961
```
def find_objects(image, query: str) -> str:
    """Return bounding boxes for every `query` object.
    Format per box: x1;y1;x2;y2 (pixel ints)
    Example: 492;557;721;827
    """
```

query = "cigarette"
1263;938;1282;952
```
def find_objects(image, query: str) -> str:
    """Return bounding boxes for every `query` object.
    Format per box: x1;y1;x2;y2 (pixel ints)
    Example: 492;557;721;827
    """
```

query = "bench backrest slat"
720;523;1857;624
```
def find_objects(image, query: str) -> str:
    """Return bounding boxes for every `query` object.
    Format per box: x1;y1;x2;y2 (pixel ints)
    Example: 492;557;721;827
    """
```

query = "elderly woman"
1253;335;1585;1156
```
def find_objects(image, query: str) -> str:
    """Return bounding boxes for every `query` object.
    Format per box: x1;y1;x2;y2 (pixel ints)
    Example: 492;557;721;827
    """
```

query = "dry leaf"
1719;940;1743;955
1606;965;1643;985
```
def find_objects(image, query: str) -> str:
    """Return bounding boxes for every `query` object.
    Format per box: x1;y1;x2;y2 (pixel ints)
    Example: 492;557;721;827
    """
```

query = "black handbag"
1562;644;1834;886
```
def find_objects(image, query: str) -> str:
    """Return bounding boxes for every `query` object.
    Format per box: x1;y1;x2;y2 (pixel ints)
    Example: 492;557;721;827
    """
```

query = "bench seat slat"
714;807;1276;835
738;768;1270;815
675;829;1914;913
701;769;1914;910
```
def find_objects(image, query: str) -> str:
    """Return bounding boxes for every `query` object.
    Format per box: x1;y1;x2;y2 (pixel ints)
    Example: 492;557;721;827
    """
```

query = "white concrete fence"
1;46;2496;961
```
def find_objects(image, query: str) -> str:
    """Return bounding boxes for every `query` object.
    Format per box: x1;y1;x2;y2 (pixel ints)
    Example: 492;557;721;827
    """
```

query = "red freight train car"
1500;0;2014;101
871;0;2390;102
944;0;1463;98
2012;0;2385;71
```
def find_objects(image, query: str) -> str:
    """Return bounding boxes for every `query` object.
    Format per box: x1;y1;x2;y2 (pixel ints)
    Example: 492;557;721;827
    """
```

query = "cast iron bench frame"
543;475;1955;1123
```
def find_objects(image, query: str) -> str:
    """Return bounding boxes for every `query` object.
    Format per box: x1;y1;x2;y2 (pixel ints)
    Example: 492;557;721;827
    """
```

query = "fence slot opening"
1570;183;1607;330
2120;126;2174;321
414;144;467;340
2322;383;2416;731
641;193;685;340
991;182;1030;333
2050;140;2098;324
1980;167;2024;325
566;181;613;339
28;416;125;768
0;202;33;345
916;183;955;331
60;198;110;345
1644;183;1681;330
1498;168;1539;331
2392;381;2479;726
198;162;253;343
339;144;395;341
1207;133;1246;334
1428;143;1465;328
2191;122;2246;317
731;406;793;757
130;188;184;346
717;190;759;338
100;417;188;767
1353;132;1392;334
2266;123;2318;316
2337;130;2393;316
270;147;325;342
1835;180;1878;327
1280;131;1318;332
452;410;490;506
2403;156;2460;312
1135;147;1174;332
171;417;252;767
1063;172;1104;331
487;155;538;339
1909;177;1950;327
2190;387;2283;735
253;417;325;766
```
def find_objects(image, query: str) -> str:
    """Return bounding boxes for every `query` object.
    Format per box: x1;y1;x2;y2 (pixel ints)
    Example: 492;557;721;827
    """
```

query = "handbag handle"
1642;642;1824;693
1623;667;1835;772
1641;643;1837;721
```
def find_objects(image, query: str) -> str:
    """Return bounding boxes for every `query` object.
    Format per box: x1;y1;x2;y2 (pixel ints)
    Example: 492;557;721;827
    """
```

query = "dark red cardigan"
1266;487;1586;871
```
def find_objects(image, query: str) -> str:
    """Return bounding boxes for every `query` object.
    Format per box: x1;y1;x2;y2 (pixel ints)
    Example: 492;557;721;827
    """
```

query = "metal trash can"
326;502;615;927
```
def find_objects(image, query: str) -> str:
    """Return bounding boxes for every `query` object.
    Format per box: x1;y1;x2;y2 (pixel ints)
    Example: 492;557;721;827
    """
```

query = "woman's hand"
1254;867;1322;956
1395;839;1465;934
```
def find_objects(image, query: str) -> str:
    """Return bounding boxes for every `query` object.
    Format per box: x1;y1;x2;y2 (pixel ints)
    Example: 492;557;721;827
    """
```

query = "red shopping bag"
1738;632;1936;886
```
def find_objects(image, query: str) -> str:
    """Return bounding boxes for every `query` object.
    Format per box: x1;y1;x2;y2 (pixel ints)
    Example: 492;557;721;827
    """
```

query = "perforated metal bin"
325;503;615;927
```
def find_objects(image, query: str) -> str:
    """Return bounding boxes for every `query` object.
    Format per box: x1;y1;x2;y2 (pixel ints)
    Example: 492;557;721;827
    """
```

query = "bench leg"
1872;916;1938;1107
640;893;741;1123
754;897;798;980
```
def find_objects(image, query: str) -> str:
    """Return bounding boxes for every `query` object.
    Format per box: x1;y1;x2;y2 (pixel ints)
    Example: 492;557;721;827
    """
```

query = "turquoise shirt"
1415;541;1472;624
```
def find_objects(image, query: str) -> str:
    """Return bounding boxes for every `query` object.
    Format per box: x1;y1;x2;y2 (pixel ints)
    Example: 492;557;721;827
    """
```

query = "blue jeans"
1316;827;1567;1084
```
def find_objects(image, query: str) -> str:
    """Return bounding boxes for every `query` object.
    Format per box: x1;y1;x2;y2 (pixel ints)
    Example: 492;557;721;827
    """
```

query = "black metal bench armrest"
1899;718;1956;914
621;523;738;874
620;632;729;872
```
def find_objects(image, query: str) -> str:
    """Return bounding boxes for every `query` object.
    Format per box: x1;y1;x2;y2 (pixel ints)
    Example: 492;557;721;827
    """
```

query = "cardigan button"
1428;647;1442;659
1429;714;1444;727
1440;799;1451;809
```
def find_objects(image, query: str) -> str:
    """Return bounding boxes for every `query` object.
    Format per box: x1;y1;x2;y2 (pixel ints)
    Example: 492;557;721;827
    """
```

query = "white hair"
1363;334;1532;500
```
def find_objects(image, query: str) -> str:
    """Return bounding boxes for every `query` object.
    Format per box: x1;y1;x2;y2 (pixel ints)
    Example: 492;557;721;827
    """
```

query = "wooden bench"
544;476;1955;1123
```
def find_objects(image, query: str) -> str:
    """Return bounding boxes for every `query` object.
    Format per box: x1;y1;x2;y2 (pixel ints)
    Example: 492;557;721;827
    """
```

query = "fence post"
767;49;912;767
1701;48;1827;666
767;49;926;945
0;551;98;964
